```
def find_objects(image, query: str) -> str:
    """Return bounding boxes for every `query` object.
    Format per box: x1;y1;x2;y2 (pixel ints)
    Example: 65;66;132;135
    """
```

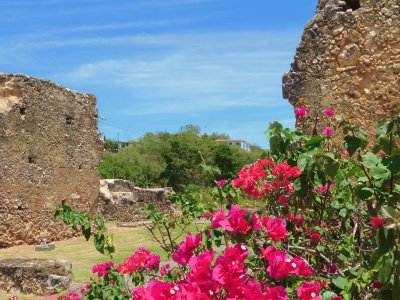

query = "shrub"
59;108;400;300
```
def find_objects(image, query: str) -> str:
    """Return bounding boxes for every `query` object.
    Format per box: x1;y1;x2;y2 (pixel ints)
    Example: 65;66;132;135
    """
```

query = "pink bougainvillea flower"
172;232;202;266
370;216;386;230
278;195;290;206
290;257;314;276
145;280;180;300
212;247;246;285
323;127;334;136
215;179;227;187
263;285;288;300
331;296;343;300
261;217;288;242
272;162;302;179
295;107;308;117
61;291;83;300
252;213;263;230
211;209;233;231
117;248;160;274
159;264;170;276
297;282;322;300
227;205;252;236
372;280;383;289
91;261;114;277
317;183;329;194
310;231;321;243
325;108;335;117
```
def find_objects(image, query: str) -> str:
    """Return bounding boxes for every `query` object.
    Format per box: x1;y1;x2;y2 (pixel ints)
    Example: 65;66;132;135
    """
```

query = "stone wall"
0;73;103;247
283;0;400;137
97;179;174;222
0;259;73;295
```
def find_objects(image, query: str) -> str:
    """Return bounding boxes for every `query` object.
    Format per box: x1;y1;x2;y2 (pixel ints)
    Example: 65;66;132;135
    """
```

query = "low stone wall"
96;179;174;222
0;258;73;295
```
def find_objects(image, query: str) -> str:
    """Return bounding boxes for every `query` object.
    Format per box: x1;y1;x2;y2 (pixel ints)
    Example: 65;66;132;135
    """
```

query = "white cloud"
59;31;297;116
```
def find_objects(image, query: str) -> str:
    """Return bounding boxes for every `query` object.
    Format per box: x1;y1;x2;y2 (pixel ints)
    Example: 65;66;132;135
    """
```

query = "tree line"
100;125;263;190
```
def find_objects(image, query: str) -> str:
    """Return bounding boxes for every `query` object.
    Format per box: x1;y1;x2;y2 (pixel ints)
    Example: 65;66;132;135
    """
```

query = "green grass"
0;223;203;299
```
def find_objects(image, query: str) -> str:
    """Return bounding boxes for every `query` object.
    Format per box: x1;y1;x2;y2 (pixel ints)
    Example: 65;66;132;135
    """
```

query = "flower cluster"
92;261;115;277
131;243;323;300
117;247;160;274
207;205;261;236
172;232;202;265
232;159;301;206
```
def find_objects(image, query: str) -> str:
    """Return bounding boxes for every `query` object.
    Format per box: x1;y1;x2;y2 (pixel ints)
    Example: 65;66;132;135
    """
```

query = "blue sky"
0;0;317;148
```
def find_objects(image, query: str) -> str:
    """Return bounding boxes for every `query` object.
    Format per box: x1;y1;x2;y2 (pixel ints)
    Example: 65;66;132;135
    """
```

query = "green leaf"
322;291;337;300
332;277;348;290
344;135;368;156
361;152;380;169
298;152;313;172
376;119;390;136
370;166;391;180
378;253;394;283
381;206;400;219
305;136;324;148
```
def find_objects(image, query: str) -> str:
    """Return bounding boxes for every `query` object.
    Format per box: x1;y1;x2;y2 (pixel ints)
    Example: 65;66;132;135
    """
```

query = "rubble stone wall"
0;73;103;247
283;0;400;137
0;258;73;295
97;179;174;222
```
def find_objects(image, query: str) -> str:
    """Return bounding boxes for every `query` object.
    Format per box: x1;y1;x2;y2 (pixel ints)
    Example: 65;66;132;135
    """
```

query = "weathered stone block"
97;179;174;222
0;258;73;295
283;0;400;138
0;73;103;247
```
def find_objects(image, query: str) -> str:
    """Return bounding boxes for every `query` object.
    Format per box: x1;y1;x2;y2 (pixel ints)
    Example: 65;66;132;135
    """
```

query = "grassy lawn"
0;223;202;299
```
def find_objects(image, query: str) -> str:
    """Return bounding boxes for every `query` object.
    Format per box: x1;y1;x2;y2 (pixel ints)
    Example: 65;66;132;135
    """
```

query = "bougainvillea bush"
60;108;400;300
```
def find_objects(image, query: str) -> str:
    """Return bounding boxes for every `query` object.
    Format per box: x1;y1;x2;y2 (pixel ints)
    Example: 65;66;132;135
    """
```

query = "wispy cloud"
57;31;296;117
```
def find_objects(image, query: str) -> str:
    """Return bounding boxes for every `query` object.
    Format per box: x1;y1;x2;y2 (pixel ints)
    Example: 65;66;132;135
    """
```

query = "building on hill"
215;139;252;152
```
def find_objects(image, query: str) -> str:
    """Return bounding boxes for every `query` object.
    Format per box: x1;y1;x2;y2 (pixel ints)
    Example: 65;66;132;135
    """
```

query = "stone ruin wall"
97;179;174;222
283;0;400;137
0;73;103;247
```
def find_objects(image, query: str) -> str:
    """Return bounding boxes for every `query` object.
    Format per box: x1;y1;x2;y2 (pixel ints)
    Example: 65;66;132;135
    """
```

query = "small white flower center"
285;259;291;262
291;263;297;268
311;292;316;297
174;286;179;291
209;291;214;295
241;245;247;250
170;289;176;295
232;262;235;265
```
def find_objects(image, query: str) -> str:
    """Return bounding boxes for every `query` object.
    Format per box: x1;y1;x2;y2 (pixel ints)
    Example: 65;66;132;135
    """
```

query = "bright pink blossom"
117;248;160;274
91;261;114;277
325;108;335;117
212;247;246;285
371;217;386;230
372;280;383;289
263;285;288;300
272;162;302;179
216;179;227;187
61;291;83;300
317;183;329;194
261;217;288;242
310;231;321;242
323;127;334;136
278;195;290;206
297;282;322;300
296;107;308;117
172;232;202;265
331;296;343;300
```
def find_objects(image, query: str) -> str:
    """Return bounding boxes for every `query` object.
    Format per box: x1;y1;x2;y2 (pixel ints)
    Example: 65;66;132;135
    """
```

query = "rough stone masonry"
0;73;103;247
283;0;400;136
